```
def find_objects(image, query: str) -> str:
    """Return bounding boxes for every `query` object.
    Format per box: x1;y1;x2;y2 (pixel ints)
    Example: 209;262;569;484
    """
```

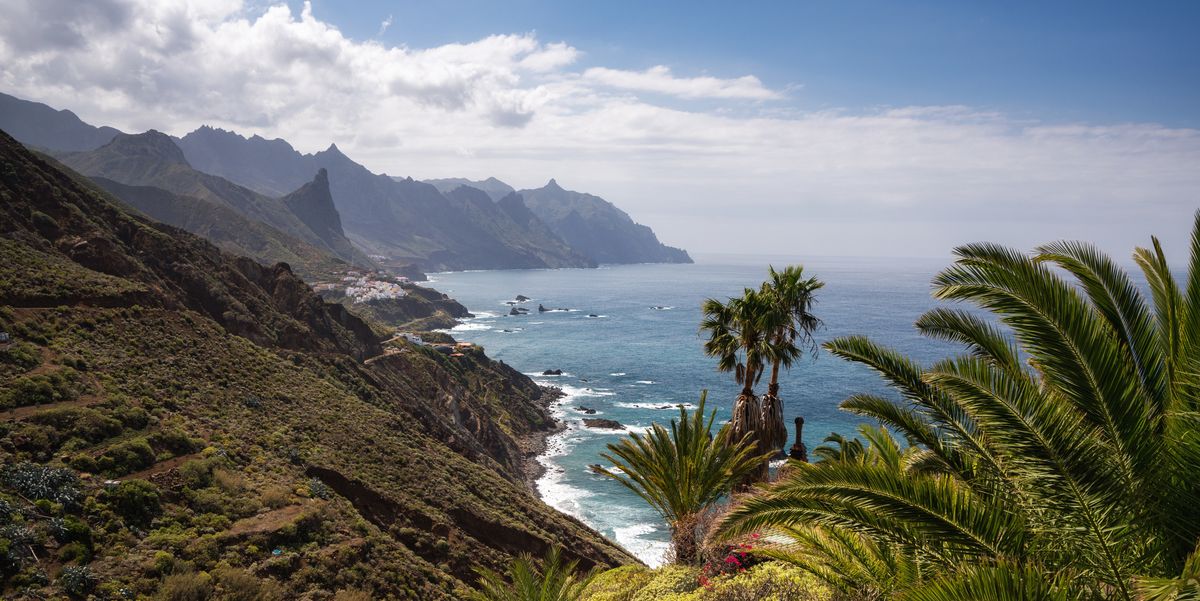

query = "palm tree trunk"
670;519;700;565
758;359;787;463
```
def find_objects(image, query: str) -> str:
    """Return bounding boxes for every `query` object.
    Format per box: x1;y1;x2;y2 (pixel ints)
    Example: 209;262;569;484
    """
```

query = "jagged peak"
545;178;562;190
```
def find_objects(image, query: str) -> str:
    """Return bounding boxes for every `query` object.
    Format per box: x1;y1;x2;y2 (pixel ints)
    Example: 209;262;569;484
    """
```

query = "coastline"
518;384;566;495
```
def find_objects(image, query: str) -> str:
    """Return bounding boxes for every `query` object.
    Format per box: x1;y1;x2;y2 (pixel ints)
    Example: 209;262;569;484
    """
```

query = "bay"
429;255;961;565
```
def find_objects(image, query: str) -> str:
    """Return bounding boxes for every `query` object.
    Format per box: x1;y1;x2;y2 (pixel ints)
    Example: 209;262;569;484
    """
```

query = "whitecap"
615;402;697;411
609;372;626;376
448;322;493;332
613;524;670;568
635;380;656;385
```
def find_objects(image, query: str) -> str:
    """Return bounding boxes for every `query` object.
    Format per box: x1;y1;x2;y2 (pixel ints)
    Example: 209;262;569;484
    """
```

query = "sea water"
430;255;961;566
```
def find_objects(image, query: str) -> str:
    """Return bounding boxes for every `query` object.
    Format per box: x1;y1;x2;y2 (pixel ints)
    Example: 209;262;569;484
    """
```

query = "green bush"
630;565;701;601
50;516;93;547
59;564;96;596
0;367;79;409
103;479;161;527
583;565;656;601
157;571;213;601
97;438;156;475
212;565;285;601
699;562;827;600
0;341;40;370
57;540;92;563
3;462;81;505
148;428;200;456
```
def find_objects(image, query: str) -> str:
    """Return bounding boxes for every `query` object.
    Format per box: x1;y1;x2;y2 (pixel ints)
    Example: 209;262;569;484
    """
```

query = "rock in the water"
538;304;547;312
515;294;530;302
508;306;529;316
543;369;563;376
584;418;624;430
577;406;597;414
587;313;599;318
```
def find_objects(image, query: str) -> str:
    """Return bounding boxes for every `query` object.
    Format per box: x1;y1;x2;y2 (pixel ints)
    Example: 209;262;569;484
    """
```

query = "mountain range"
51;130;376;278
0;91;692;273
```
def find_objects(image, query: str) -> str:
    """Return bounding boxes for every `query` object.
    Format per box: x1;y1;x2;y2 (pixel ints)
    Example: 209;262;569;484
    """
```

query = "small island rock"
584;418;624;430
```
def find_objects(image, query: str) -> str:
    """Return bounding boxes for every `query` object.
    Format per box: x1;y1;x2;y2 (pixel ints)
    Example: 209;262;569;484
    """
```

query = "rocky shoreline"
517;384;567;495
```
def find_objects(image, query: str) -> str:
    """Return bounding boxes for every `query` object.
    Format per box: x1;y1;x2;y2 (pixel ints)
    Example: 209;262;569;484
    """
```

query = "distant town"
311;270;410;304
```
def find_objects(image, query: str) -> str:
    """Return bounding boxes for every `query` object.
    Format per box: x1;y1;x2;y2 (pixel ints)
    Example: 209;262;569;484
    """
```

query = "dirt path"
1;395;103;421
120;452;203;481
225;502;315;537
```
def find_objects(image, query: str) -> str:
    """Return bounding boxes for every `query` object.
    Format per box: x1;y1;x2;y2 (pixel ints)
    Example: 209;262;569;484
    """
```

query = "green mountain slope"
0;130;634;599
56;131;377;271
89;177;350;280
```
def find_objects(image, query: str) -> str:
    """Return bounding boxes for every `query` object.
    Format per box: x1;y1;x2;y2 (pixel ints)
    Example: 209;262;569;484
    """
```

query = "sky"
1;0;1198;260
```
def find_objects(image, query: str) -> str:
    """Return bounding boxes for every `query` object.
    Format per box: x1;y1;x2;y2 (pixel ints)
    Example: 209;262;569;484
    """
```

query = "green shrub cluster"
0;367;80;409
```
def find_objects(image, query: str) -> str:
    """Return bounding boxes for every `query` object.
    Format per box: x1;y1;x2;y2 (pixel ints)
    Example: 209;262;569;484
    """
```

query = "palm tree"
700;287;776;480
470;546;594;601
718;213;1200;599
758;266;824;456
592;392;766;564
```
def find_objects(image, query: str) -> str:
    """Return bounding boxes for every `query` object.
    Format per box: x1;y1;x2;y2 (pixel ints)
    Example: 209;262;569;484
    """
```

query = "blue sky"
299;0;1200;127
3;0;1199;258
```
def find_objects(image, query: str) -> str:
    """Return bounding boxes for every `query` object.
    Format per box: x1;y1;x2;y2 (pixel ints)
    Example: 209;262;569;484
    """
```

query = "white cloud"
377;14;392;37
581;66;782;100
0;0;1197;259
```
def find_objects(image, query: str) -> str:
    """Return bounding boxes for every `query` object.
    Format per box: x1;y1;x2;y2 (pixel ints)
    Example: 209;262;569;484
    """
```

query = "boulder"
577;406;597;415
542;369;563;376
515;295;530;302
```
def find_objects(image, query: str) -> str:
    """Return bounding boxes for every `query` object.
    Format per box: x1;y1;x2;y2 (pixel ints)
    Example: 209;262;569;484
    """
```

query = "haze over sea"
431;255;962;565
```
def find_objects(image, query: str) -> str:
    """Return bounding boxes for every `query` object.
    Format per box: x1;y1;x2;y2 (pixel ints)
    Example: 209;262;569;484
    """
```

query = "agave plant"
470;546;594;601
592;392;766;564
719;214;1200;599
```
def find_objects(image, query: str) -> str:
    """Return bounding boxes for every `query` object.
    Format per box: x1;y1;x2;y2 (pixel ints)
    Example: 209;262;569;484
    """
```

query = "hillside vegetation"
0;130;633;599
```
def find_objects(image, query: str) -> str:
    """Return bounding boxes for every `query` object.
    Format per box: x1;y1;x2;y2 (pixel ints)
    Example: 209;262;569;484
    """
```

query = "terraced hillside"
0;131;634;599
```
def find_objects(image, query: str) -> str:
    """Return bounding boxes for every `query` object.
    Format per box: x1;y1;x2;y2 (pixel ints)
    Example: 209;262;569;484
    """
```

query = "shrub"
97;438;156;475
212;566;285;601
59;564;96;596
212;468;246;494
3;462;81;505
308;478;332;500
583;565;656;601
630;565;701;601
148;429;200;456
57;540;92;563
0;368;79;409
259;485;291;509
699;562;827;600
50;516;93;546
0;341;40;370
333;590;373;601
157;571;213;601
104;479;161;527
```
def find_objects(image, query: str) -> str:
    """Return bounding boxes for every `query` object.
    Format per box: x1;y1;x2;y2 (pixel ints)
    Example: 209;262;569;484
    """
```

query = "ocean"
429;255;962;566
